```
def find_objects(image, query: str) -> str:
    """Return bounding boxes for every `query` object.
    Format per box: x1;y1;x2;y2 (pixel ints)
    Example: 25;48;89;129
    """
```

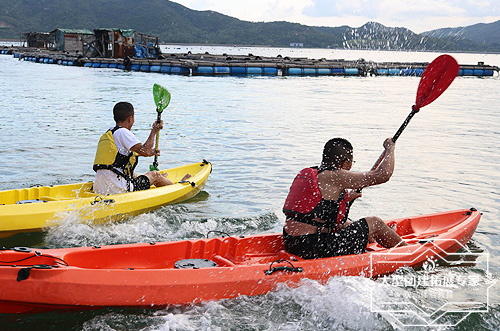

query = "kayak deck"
0;209;480;314
0;160;212;237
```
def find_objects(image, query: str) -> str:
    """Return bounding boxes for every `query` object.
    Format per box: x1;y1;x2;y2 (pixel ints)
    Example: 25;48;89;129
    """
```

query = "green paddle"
150;84;171;171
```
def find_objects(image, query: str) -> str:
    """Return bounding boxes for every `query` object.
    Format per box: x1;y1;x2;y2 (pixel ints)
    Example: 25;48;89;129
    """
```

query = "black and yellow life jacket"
93;126;138;182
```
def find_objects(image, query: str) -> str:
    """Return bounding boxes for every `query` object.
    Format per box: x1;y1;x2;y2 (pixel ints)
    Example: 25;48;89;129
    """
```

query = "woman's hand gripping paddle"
150;84;171;171
351;54;460;204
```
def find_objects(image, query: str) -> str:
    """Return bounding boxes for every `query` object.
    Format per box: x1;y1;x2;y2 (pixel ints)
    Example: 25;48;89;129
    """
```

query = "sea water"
0;44;499;330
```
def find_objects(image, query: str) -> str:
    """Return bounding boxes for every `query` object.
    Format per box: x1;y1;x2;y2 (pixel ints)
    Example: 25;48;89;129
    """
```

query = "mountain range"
0;0;498;52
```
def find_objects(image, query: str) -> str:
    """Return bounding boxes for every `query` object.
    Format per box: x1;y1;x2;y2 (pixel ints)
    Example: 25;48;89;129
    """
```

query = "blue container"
483;69;494;76
400;69;414;76
214;66;230;74
413;69;424;76
92;62;101;68
48;59;55;64
170;66;190;75
139;65;150;72
473;69;484;76
263;67;278;75
303;68;317;75
62;60;68;66
246;67;263;75
377;69;389;75
389;68;400;76
13;53;20;58
344;68;359;75
317;68;331;75
109;63;118;69
117;64;126;70
150;65;161;72
463;69;473;75
230;67;246;75
195;66;214;75
129;64;140;71
100;63;109;68
331;68;344;75
83;62;92;67
286;68;303;75
160;66;171;74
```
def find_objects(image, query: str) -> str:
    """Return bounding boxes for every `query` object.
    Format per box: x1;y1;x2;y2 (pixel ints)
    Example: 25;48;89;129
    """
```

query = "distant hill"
422;20;500;51
0;0;498;52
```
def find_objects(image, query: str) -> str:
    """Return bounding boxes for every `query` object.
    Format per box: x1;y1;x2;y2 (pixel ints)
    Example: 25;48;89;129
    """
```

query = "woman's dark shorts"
132;175;151;191
283;218;370;259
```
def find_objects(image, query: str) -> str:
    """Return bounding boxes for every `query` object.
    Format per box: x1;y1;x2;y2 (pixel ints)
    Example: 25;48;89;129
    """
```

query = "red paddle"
370;54;459;170
351;55;459;203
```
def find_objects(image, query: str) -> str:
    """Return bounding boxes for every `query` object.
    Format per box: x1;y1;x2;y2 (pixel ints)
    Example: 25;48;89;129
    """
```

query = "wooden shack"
51;29;94;53
91;28;135;58
22;32;54;49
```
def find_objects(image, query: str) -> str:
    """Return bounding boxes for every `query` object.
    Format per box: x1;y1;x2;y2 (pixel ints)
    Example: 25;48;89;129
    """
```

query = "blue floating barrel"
389;68;400;76
331;68;344;75
230;66;246;75
286;68;303;75
48;59;55;64
214;66;230;75
170;66;190;75
13;53;20;58
139;64;150;72
92;62;101;68
100;63;109;68
473;69;484;76
57;59;63;65
463;69;473;75
150;65;161;72
109;63;118;69
62;60;68;66
400;69;414;76
303;68;317;75
413;68;424;76
117;64;126;70
67;60;74;66
344;68;359;75
317;68;331;75
160;65;171;74
263;67;278;75
194;66;214;75
247;67;263;75
129;64;140;71
483;69;494;76
377;68;389;75
84;62;92;67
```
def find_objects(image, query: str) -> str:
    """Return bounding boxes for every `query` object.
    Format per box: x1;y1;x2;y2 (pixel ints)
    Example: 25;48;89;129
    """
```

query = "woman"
283;137;407;259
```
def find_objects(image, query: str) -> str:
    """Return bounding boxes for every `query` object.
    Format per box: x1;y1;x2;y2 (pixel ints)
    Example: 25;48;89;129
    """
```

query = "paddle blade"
153;84;171;113
415;54;459;110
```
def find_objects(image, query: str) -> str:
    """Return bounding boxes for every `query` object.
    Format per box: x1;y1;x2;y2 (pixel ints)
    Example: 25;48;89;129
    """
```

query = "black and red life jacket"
283;167;350;231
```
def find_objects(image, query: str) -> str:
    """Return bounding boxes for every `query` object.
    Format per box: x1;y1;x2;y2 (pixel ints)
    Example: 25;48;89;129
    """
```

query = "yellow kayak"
0;160;212;238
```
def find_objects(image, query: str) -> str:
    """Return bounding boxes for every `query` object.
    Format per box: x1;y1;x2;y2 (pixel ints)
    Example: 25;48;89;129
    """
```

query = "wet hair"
113;102;134;123
321;138;353;169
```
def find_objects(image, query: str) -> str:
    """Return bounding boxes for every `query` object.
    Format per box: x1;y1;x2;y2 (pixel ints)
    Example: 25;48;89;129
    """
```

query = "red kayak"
0;208;480;314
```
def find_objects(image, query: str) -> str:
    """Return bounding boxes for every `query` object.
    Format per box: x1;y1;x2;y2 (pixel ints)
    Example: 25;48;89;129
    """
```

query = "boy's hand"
152;120;163;132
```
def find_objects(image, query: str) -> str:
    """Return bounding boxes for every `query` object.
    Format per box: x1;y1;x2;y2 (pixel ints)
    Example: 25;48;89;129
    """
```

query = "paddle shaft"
152;111;161;169
370;106;419;170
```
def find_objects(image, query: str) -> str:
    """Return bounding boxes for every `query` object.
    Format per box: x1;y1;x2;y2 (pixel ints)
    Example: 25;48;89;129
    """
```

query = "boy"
93;102;190;194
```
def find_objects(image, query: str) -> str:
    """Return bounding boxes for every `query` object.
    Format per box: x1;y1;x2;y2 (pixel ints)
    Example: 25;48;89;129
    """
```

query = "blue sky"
172;0;500;33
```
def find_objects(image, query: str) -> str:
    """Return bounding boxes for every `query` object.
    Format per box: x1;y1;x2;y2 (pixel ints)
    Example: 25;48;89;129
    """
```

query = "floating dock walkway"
1;46;499;77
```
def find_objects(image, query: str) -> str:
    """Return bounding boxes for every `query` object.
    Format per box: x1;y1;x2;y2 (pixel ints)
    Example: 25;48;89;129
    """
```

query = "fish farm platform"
1;46;499;78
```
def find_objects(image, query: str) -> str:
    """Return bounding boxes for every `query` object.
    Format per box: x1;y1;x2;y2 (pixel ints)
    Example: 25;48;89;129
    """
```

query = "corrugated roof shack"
51;29;94;53
93;28;135;58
